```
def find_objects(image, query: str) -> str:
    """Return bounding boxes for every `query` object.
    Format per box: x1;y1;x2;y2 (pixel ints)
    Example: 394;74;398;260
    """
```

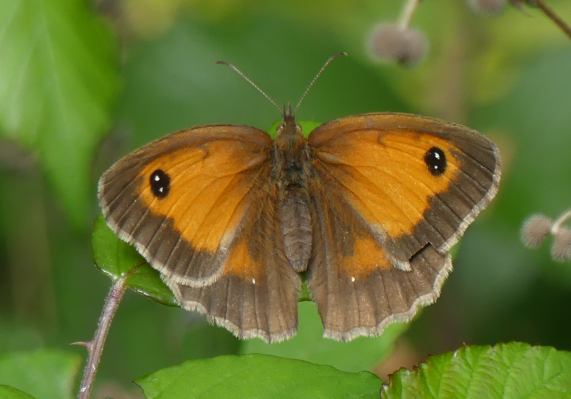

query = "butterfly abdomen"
279;186;312;272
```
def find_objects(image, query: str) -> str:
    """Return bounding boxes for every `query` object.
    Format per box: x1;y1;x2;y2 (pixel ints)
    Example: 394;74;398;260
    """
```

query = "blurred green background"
1;0;571;397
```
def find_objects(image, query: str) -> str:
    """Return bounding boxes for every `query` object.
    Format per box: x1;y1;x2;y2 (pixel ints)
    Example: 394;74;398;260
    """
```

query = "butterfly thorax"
273;112;309;183
273;112;313;273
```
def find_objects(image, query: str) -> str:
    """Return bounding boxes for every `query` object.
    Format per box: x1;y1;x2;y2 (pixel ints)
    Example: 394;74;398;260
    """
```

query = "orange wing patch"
222;239;264;282
138;140;267;252
340;235;391;279
314;129;461;239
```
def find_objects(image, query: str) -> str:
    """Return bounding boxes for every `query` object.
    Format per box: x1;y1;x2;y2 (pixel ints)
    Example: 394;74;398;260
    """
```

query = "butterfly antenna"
294;51;348;113
216;60;281;114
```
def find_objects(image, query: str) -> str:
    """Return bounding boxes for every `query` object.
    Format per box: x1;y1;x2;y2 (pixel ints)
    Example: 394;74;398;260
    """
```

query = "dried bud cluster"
367;24;428;67
521;210;571;262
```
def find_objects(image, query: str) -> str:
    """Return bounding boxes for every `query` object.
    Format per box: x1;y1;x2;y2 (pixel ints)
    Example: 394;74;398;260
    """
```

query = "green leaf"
0;0;119;227
137;354;381;399
382;343;571;399
241;302;406;372
0;385;36;399
0;350;81;399
92;215;177;306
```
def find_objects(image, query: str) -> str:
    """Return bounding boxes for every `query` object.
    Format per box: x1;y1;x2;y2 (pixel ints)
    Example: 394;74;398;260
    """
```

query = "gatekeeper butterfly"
98;55;501;342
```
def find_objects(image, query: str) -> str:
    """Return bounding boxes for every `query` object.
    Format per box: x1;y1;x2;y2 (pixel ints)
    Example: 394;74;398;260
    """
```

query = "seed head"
521;214;552;248
551;227;571;262
367;23;428;67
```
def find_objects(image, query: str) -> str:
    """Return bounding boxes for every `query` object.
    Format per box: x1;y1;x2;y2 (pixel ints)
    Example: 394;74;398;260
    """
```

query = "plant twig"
534;0;571;39
551;208;571;234
77;275;128;399
398;0;422;29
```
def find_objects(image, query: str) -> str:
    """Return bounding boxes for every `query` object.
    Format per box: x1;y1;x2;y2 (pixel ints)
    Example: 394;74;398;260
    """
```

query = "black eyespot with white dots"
424;147;446;176
150;169;170;198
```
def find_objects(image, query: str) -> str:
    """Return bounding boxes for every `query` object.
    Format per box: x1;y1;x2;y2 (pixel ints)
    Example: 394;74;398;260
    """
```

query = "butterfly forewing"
98;125;273;286
308;113;500;271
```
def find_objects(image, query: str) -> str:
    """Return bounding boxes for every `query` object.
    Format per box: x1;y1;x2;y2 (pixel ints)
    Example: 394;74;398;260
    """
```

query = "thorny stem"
551;208;571;235
398;0;422;29
77;275;128;399
534;0;571;40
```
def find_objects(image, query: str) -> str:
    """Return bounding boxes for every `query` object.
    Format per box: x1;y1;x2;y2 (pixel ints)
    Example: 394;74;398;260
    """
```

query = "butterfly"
98;59;501;343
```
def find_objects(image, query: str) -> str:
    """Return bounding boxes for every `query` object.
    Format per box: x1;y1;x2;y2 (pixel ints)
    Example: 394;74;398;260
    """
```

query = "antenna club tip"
216;60;229;65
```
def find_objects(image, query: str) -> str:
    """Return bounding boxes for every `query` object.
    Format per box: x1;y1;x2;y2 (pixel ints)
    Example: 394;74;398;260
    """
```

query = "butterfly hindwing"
307;180;452;340
166;182;300;343
98;125;273;286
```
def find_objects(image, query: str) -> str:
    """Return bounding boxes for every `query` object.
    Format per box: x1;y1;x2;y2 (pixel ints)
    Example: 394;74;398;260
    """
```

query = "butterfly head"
276;103;304;148
282;103;294;121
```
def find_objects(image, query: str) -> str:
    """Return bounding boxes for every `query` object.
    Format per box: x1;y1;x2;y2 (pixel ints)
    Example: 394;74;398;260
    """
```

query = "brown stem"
77;275;128;399
535;0;571;40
